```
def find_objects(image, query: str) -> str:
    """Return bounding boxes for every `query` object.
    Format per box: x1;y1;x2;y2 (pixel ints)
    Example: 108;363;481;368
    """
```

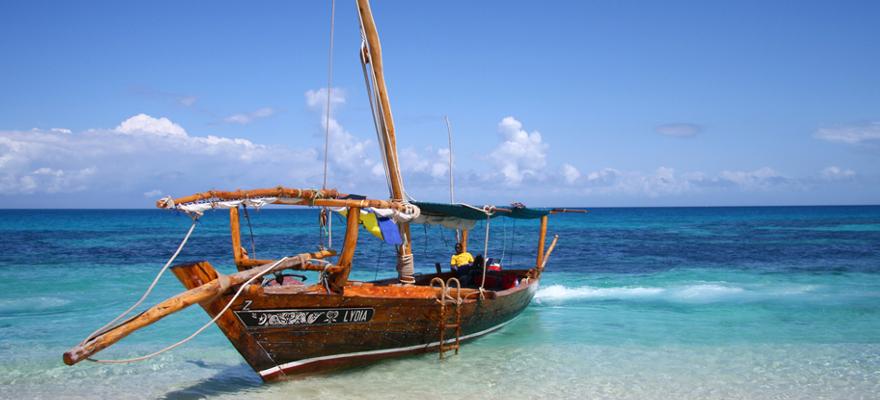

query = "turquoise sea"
1;206;878;399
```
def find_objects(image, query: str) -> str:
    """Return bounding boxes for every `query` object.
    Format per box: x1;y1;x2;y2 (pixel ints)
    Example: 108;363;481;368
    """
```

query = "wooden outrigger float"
63;0;583;381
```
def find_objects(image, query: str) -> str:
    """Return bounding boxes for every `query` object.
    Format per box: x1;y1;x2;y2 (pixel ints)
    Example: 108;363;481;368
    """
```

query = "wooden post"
538;235;559;277
535;215;548;268
329;207;360;292
460;229;469;252
230;207;244;268
62;250;336;365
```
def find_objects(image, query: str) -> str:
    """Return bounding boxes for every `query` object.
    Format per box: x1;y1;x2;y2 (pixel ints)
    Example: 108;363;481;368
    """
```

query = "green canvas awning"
413;202;549;220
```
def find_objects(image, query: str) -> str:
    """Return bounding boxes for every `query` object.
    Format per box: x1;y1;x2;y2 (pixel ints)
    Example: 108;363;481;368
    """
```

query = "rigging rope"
357;9;408;201
242;204;257;259
480;212;491;291
87;256;296;364
81;218;199;347
359;46;393;198
500;217;507;263
510;219;516;267
320;0;337;250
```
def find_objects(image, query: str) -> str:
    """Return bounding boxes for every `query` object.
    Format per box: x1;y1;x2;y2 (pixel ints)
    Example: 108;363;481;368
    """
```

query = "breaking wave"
535;283;817;304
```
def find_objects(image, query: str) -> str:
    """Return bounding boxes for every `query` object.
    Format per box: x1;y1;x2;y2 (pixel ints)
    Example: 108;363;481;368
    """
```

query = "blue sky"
1;0;878;208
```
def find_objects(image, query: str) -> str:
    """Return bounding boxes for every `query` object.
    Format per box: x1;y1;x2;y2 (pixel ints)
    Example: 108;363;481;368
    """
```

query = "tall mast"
356;0;414;283
356;0;405;201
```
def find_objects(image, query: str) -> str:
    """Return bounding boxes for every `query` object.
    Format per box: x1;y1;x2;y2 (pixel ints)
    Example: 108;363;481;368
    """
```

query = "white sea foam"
535;283;815;304
0;296;71;313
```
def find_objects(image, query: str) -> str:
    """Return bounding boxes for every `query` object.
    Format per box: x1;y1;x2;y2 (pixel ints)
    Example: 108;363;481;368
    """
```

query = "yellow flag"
337;209;384;240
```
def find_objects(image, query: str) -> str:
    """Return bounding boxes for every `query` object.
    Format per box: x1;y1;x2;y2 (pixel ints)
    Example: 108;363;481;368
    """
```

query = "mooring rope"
81;218;199;346
87;256;295;364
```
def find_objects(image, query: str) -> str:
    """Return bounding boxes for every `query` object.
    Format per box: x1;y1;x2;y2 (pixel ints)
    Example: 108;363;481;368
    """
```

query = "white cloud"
562;163;580;184
223;107;276;125
815;122;880;145
400;147;450;180
719;167;787;190
559;166;793;198
586;168;622;185
820;166;855;180
116;113;187;138
305;87;345;114
655;123;702;137
0;114;321;199
490;116;548;186
304;88;379;180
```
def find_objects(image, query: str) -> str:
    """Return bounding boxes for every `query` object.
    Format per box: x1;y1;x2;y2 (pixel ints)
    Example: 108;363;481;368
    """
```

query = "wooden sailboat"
62;0;581;381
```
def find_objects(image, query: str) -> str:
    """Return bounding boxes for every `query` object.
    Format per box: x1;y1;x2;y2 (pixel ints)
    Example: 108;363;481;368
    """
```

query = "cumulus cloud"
561;163;580;184
0;114;321;200
490;117;548;186
820;166;855;180
116;113;188;138
585;168;622;186
815;122;880;145
399;147;450;180
719;167;788;190
558;166;793;198
305;87;345;113
655;123;702;137
223;107;276;125
304;88;377;177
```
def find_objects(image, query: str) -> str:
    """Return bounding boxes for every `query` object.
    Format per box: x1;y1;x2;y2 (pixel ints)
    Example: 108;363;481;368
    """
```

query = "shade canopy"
411;201;548;230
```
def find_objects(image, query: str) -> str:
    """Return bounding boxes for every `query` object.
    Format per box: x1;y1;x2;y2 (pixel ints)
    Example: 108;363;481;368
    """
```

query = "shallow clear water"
1;206;878;399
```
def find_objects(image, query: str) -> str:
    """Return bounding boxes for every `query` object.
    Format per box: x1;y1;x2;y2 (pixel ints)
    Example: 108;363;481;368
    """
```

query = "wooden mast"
357;0;414;283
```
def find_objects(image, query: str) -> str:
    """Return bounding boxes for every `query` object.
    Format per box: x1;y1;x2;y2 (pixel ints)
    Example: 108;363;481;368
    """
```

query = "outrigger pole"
63;249;337;365
357;0;415;283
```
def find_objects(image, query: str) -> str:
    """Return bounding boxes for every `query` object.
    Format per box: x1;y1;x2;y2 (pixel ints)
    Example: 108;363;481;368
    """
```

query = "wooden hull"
173;262;538;382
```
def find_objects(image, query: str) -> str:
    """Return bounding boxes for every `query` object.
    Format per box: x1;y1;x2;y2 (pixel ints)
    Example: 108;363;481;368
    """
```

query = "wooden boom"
155;186;412;212
62;249;336;366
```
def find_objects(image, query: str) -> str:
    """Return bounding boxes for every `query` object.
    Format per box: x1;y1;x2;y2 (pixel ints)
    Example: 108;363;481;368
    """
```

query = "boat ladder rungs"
432;277;463;359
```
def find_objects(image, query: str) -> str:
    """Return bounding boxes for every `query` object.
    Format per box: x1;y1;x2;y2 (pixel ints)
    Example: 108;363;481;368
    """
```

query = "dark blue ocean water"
1;206;878;399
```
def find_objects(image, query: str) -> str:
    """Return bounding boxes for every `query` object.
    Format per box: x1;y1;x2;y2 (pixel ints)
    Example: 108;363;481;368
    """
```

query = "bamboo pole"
329;207;360;291
460;229;469;252
156;187;340;208
535;215;548;268
159;195;411;213
62;249;336;366
356;0;404;201
229;207;244;268
538;235;559;273
357;0;414;283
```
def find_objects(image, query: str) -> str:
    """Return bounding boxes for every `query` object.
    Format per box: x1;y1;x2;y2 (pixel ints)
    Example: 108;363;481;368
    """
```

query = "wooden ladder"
431;277;462;359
